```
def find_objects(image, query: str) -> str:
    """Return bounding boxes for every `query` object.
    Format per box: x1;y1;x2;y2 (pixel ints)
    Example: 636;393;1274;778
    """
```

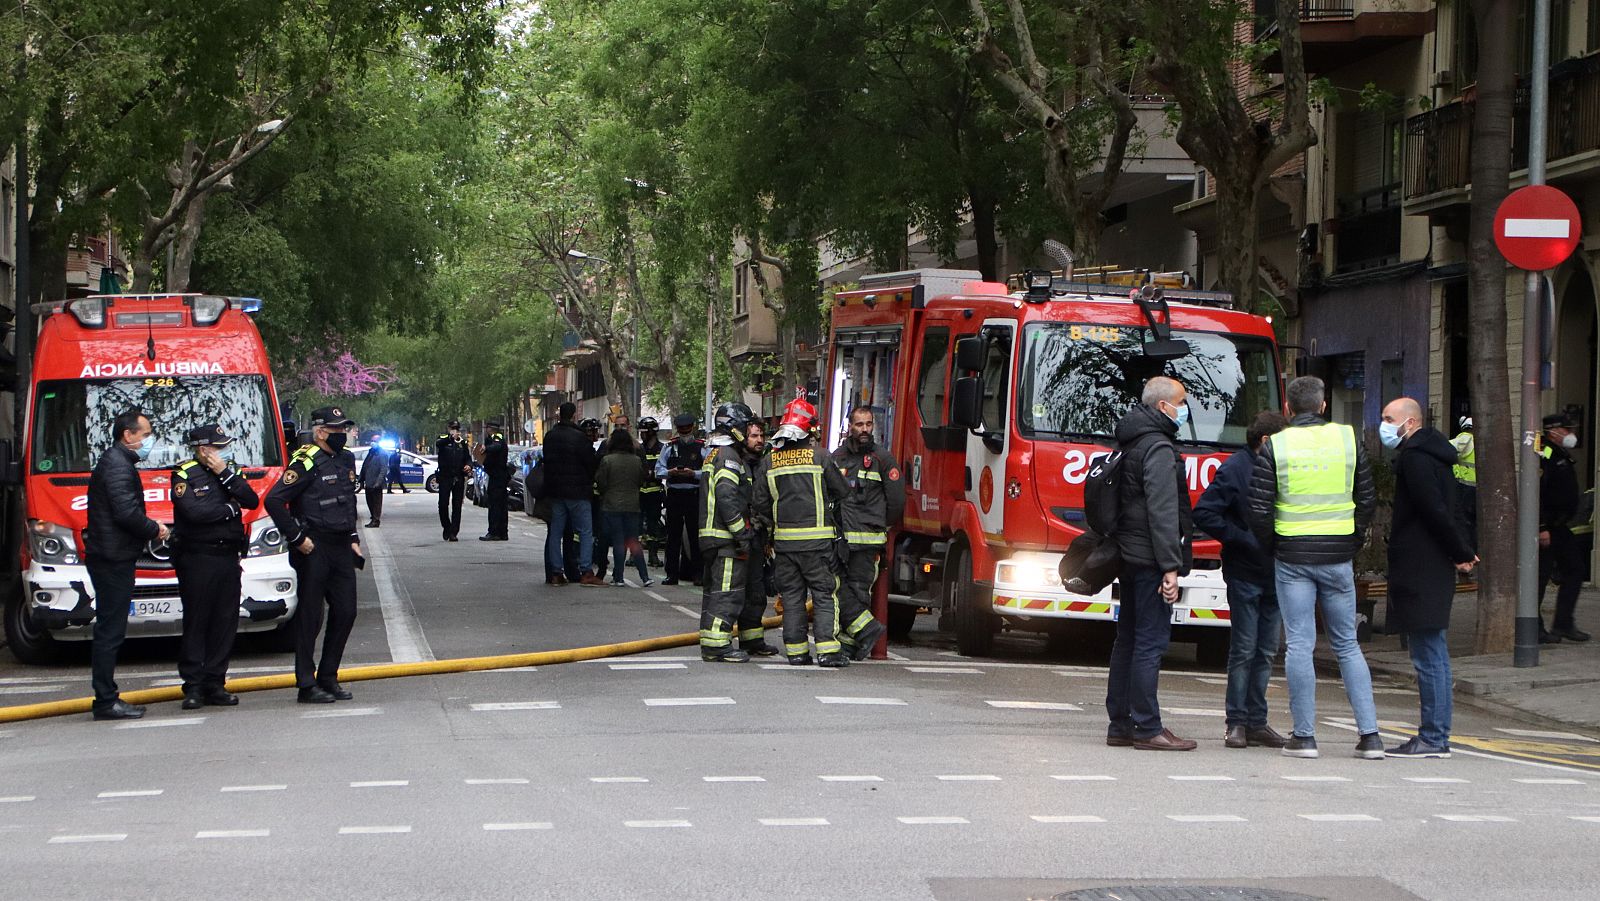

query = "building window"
1454;0;1479;87
1519;0;1573;73
733;263;749;317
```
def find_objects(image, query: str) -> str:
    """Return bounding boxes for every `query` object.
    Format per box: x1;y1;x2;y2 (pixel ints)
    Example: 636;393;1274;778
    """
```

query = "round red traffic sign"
1494;185;1582;271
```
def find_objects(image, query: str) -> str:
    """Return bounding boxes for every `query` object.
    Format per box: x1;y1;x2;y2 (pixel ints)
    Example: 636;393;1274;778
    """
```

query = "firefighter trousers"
738;554;770;651
700;548;748;653
837;548;881;647
640;491;664;556
174;550;243;693
776;550;841;658
291;538;358;690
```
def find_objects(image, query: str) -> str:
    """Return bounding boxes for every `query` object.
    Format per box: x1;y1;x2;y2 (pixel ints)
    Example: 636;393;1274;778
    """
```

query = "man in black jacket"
1105;377;1197;751
435;421;471;541
1248;375;1382;761
1193;410;1288;750
171;424;260;709
1381;397;1477;758
657;413;705;585
480;420;510;542
360;441;387;527
542;402;603;585
85;409;168;720
1539;412;1590;643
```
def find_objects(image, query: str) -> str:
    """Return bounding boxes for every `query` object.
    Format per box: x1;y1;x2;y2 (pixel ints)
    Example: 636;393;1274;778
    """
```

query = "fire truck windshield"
30;375;283;474
1019;323;1278;446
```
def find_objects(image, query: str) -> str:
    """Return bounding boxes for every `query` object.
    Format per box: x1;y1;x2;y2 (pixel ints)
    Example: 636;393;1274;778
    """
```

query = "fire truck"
3;295;298;663
821;267;1282;659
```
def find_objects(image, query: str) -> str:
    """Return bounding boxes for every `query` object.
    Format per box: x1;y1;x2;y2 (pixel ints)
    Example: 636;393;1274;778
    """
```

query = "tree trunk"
1468;0;1518;654
1213;176;1261;311
970;189;1000;280
169;192;211;291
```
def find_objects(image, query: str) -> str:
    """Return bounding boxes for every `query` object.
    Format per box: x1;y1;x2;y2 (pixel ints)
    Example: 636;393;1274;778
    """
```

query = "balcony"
1332;186;1403;273
1405;54;1600;215
1257;0;1434;73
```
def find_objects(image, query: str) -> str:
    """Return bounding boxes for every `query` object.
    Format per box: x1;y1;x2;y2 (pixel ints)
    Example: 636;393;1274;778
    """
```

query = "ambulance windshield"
31;376;283;473
1018;323;1278;446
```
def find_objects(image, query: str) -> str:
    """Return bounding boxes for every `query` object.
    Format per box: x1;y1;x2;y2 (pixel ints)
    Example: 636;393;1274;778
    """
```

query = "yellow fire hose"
0;612;787;725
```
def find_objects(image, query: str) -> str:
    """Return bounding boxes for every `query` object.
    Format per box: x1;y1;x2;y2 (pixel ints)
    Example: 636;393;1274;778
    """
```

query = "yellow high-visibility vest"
1270;422;1357;537
1451;431;1476;485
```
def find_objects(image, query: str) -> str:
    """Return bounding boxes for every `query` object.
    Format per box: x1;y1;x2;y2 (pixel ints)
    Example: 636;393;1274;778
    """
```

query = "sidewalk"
1347;585;1600;731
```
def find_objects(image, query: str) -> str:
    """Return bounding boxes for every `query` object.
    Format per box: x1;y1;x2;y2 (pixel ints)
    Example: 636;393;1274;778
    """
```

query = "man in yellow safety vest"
1450;415;1477;551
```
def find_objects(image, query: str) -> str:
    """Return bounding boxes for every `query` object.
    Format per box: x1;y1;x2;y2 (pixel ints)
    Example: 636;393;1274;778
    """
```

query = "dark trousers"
640;491;664;558
776;549;841;658
664;490;701;581
87;556;137;708
602;510;649;583
438;477;464;537
837;548;881;644
1457;483;1478;553
592;497;609;579
291;538;358;690
738;552;769;650
486;477;509;538
700;548;748;651
1223;576;1280;729
174;550;242;693
1105;564;1173;739
1540;524;1585;631
365;487;383;524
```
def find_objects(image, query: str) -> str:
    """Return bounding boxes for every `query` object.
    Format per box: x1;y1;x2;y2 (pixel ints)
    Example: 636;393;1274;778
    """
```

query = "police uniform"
659;417;705;584
171;424;259;708
265;407;361;703
1539;414;1589;642
480;422;510;541
435;421;471;541
637;419;666;567
832;438;905;660
698;405;758;662
754;435;850;666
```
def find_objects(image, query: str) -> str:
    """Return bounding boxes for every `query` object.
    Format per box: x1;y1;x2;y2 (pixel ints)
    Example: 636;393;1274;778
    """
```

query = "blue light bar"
378;439;398;452
235;297;263;314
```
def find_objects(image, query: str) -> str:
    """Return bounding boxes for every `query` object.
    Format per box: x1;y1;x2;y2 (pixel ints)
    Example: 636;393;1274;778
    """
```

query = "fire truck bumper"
989;552;1232;626
21;558;298;641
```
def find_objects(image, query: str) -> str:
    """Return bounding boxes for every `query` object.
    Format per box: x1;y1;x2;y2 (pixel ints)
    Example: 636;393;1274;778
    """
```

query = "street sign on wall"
1494;185;1582;271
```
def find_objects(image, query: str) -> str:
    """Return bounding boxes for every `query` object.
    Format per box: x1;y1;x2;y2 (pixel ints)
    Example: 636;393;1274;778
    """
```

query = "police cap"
309;406;354;428
447;420;461;430
1544;412;1576;430
672;413;695;429
185;423;234;447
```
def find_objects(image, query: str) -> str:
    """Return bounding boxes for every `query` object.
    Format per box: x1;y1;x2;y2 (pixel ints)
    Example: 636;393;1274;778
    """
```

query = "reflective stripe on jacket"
753;440;848;551
831;444;906;547
697;443;751;547
1269;422;1357;537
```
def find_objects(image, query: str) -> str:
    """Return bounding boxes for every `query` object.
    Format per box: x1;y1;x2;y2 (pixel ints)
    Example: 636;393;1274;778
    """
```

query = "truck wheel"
425;474;440;494
4;586;64;665
949;544;994;657
886;603;916;640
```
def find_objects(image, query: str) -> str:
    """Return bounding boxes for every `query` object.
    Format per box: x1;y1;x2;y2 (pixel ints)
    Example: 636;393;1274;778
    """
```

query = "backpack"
1083;450;1126;537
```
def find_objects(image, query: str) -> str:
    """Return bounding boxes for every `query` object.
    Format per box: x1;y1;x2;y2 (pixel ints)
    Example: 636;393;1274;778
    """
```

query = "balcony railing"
1404;101;1473;199
1334;185;1403;272
1255;0;1355;39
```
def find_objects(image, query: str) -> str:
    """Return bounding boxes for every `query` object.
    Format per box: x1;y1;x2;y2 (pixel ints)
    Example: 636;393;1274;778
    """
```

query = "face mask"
325;432;348;453
1378;421;1404;449
1164;402;1189;428
1561;433;1579;450
133;441;152;462
216;447;234;464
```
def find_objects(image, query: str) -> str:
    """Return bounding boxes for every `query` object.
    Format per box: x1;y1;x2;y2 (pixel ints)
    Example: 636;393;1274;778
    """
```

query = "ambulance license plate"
131;599;181;618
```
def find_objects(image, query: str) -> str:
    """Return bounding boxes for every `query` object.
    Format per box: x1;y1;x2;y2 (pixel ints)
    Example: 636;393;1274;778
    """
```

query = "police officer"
265;407;362;704
1450;415;1477;552
698;402;758;662
480;419;510;541
755;398;850;667
170;424;260;709
637;417;666;567
657;413;705;585
435;420;470;541
1539;412;1590;643
582;419;608;577
832;405;904;661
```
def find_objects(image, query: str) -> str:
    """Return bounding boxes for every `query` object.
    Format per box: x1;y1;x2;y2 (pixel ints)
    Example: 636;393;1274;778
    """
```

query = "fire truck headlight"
68;298;107;328
27;520;81;565
190;295;230;326
247;520;287;557
996;556;1063;590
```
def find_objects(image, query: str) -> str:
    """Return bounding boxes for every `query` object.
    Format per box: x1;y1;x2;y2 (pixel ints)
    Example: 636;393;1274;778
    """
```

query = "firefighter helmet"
779;398;818;431
713;402;755;441
638;416;659;432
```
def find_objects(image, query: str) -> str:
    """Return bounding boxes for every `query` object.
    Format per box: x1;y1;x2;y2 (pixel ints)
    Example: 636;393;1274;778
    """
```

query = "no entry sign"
1495;185;1582;271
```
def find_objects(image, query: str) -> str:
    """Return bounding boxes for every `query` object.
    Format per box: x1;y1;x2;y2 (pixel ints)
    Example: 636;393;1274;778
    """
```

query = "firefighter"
637;417;666;568
832;405;904;661
435;420;471;542
737;419;777;656
755;398;851;667
264;407;362;704
170;424;260;709
657;413;705;585
698;402;759;662
479;419;510;541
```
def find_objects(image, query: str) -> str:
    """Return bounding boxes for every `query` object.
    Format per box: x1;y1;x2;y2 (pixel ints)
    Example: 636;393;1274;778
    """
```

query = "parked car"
466;444;529;508
350;446;441;493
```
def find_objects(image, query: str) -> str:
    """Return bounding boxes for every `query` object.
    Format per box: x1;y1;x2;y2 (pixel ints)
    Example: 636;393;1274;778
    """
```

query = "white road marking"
760;818;829;826
897;816;968;825
1161;707;1226;717
114;717;205;729
364;513;436;663
0;796;36;803
819;775;883;782
49;834;126;844
816;696;906;706
703;776;766;783
1166;815;1246;823
466;779;530;785
643;590;674;603
1570;816;1600;823
1299;814;1380;822
350;780;409;788
905;666;982;674
1515;778;1587;785
196;829;270;839
609;663;688;671
483;822;554;831
885;651;909;661
300;707;383;719
1031;815;1106;824
97;789;162;798
1323;720;1597;776
644;697;735;706
937;775;1001;782
1495;728;1599;743
470;701;561;711
1051;775;1117;782
0;685;70;695
1281;776;1352;783
1168;776;1234;782
339;825;412;834
1434;814;1516;823
625;820;691;828
1194;677;1229;686
1056;671;1108;679
1404;777;1469;784
590;777;649;783
149;678;185;687
670;605;700;618
221;785;287;793
985;700;1082;711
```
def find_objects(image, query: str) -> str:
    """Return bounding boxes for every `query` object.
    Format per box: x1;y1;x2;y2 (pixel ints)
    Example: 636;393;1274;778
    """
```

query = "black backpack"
1083;450;1126;538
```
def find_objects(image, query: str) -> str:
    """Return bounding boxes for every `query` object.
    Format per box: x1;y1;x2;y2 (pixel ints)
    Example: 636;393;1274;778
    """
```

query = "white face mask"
1561;433;1579;450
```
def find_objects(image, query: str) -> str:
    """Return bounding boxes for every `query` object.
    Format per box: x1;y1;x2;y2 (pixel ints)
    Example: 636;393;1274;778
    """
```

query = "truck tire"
4;582;64;665
886;603;916;640
425;474;440;494
948;543;995;657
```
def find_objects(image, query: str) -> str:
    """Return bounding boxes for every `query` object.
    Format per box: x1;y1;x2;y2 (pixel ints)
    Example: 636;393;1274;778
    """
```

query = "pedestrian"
1104;377;1197;751
435;420;470;541
264;407;363;704
386;440;409;493
698;402;759;662
754;397;851;668
170;424;259;710
657;413;705;586
479;420;510;542
735;420;777;656
637;417;667;568
583;419;609;579
831;405;902;661
1247;375;1383;760
1538;412;1591;643
1449;415;1477;552
360;441;386;528
595;430;652;587
1380;397;1477;759
543;402;603;585
1193;410;1288;750
84;409;168;721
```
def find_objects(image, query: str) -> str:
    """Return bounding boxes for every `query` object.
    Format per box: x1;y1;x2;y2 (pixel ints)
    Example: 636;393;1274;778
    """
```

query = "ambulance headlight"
247;519;287;557
68;299;107;328
189;295;229;326
27;520;80;565
995;554;1062;589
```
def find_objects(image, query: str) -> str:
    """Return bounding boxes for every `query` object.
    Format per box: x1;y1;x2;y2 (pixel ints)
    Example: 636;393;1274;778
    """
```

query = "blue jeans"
602;510;649;583
1407;628;1452;747
1105;565;1173;739
1224;577;1280;729
1276;560;1378;738
545;498;593;574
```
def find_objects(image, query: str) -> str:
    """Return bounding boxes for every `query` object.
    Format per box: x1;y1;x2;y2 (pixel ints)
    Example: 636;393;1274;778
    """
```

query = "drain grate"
1055;889;1323;901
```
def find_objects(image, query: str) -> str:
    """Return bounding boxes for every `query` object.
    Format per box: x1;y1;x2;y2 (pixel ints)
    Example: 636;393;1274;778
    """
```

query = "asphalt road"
2;493;1598;901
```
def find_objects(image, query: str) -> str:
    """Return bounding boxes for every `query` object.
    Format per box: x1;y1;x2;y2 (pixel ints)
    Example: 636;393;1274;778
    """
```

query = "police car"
350;445;441;493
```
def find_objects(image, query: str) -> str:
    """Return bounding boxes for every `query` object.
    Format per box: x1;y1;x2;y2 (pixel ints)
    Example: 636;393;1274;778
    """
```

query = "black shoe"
202;689;239;707
1281;734;1319;758
1540;629;1562;644
817;653;849;668
448;536;459;542
318;682;353;701
1557;627;1592;642
1106;731;1135;748
701;648;750;663
1224;724;1248;749
1355;732;1386;760
444;530;451;541
848;620;886;661
662;578;679;586
181;692;205;711
92;699;147;721
365;521;380;528
1386;736;1451;759
740;643;780;657
1246;725;1288;748
788;655;814;666
297;686;336;704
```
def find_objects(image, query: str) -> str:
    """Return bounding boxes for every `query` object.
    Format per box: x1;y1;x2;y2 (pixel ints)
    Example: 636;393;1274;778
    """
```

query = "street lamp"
566;249;609;265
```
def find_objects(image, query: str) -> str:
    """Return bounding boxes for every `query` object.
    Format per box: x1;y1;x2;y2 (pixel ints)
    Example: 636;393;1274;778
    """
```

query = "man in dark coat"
360;442;387;527
542;402;603;585
1539;412;1590;643
1380;397;1476;759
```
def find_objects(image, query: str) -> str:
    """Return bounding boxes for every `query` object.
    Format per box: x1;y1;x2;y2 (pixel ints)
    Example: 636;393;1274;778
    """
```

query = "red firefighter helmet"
779;398;818;431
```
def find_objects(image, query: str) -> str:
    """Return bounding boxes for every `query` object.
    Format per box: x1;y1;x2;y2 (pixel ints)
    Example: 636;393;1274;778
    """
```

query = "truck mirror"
954;335;985;373
0;439;19;485
951;377;983;431
1143;338;1191;361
